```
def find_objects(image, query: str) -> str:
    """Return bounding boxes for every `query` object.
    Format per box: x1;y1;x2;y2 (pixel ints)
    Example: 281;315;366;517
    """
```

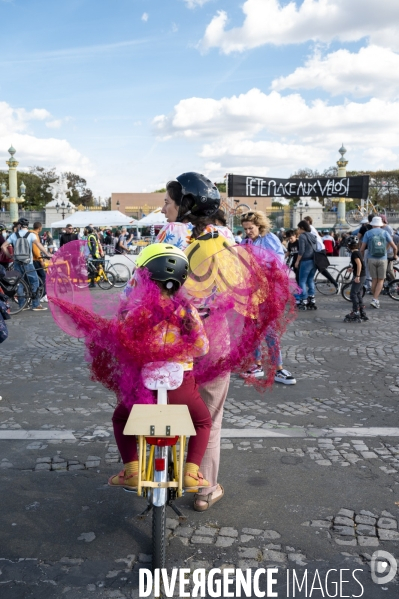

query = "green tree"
347;169;399;211
0;168;55;210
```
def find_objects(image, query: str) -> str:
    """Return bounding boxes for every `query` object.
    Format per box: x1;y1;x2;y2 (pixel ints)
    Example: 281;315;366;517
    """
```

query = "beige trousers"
197;372;231;495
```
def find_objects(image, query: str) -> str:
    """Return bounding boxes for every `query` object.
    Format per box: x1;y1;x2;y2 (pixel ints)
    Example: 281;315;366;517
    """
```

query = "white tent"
136;208;167;227
50;211;138;229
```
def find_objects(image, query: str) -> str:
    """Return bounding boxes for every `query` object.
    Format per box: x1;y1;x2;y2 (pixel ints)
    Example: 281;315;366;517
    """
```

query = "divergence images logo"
370;550;397;585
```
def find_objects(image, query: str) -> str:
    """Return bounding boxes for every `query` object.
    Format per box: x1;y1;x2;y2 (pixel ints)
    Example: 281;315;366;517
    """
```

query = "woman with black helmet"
157;172;234;511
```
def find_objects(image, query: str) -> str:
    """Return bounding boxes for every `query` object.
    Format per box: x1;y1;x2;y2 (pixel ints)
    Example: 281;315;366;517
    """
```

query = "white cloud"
153;88;399;175
200;0;399;53
184;0;212;8
0;100;94;177
141;12;149;22
45;119;62;129
272;45;399;100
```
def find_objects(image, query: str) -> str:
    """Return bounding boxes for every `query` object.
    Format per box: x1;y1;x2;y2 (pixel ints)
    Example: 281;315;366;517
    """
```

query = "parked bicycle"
103;258;131;288
339;259;399;301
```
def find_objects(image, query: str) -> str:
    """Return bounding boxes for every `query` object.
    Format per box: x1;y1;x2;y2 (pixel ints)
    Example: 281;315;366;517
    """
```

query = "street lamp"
116;200;120;211
254;199;258;209
55;200;72;220
0;146;26;221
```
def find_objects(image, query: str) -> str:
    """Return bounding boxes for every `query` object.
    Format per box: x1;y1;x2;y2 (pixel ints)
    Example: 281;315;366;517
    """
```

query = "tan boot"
108;461;138;488
184;462;209;490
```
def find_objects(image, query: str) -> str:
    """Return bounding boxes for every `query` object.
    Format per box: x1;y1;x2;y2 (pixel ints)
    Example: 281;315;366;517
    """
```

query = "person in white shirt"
304;216;339;292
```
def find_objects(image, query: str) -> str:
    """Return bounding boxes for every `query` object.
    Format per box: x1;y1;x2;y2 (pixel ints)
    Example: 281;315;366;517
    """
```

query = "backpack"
368;231;386;258
14;231;31;264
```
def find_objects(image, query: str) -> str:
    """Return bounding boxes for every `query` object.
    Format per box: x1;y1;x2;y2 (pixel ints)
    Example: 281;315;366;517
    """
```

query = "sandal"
193;484;224;512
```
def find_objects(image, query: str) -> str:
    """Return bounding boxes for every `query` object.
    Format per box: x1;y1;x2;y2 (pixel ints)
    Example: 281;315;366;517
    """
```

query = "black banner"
227;174;369;200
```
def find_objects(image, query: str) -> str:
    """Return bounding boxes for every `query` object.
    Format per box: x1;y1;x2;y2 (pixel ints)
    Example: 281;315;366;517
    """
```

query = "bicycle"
339;260;399;301
103;258;131;288
346;199;385;226
123;361;199;571
0;262;47;314
314;265;341;295
74;260;116;290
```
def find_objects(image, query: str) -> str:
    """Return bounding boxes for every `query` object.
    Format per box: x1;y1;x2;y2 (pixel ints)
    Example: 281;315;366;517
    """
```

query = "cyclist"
0;218;51;311
109;244;212;490
84;226;104;288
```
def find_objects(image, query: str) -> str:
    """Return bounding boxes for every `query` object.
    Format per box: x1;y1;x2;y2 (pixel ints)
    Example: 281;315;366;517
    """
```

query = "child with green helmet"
109;243;212;490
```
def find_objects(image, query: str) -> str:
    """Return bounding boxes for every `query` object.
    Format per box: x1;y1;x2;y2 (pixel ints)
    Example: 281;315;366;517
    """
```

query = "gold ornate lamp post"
0;146;26;222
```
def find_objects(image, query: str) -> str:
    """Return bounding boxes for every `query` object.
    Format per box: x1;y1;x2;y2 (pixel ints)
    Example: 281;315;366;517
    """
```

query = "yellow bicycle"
124;362;197;571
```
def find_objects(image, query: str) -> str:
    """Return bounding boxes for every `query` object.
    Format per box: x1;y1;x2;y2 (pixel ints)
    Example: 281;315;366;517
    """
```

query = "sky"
1;0;399;199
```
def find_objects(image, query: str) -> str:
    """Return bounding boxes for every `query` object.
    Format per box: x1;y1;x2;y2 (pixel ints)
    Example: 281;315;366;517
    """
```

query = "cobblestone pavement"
1;291;399;597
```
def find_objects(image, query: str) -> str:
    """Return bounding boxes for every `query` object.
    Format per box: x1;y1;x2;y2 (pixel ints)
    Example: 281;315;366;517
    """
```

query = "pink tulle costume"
46;241;296;446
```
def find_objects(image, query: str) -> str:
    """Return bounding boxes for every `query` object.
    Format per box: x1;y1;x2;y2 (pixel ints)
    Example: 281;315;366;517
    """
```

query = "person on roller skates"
295;220;318;310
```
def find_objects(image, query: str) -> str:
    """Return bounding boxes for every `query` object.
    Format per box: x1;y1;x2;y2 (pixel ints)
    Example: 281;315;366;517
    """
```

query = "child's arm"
354;257;362;281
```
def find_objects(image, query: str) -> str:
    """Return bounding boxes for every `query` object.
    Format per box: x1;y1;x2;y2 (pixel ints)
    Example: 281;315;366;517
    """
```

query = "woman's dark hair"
166;180;183;205
286;229;295;237
213;209;227;226
297;220;311;232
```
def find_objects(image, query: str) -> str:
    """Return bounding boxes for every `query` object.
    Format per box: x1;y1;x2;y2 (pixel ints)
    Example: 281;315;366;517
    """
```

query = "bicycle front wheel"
315;266;340;295
106;263;131;288
97;270;115;290
387;280;399;301
152;505;166;570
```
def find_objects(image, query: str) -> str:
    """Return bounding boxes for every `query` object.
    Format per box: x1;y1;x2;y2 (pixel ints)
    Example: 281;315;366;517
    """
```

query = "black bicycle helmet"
347;235;359;247
173;172;221;219
18;217;29;227
136;243;189;289
85;226;94;234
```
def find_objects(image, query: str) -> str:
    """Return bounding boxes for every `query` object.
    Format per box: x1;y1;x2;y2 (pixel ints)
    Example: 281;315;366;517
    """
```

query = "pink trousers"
112;371;212;467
